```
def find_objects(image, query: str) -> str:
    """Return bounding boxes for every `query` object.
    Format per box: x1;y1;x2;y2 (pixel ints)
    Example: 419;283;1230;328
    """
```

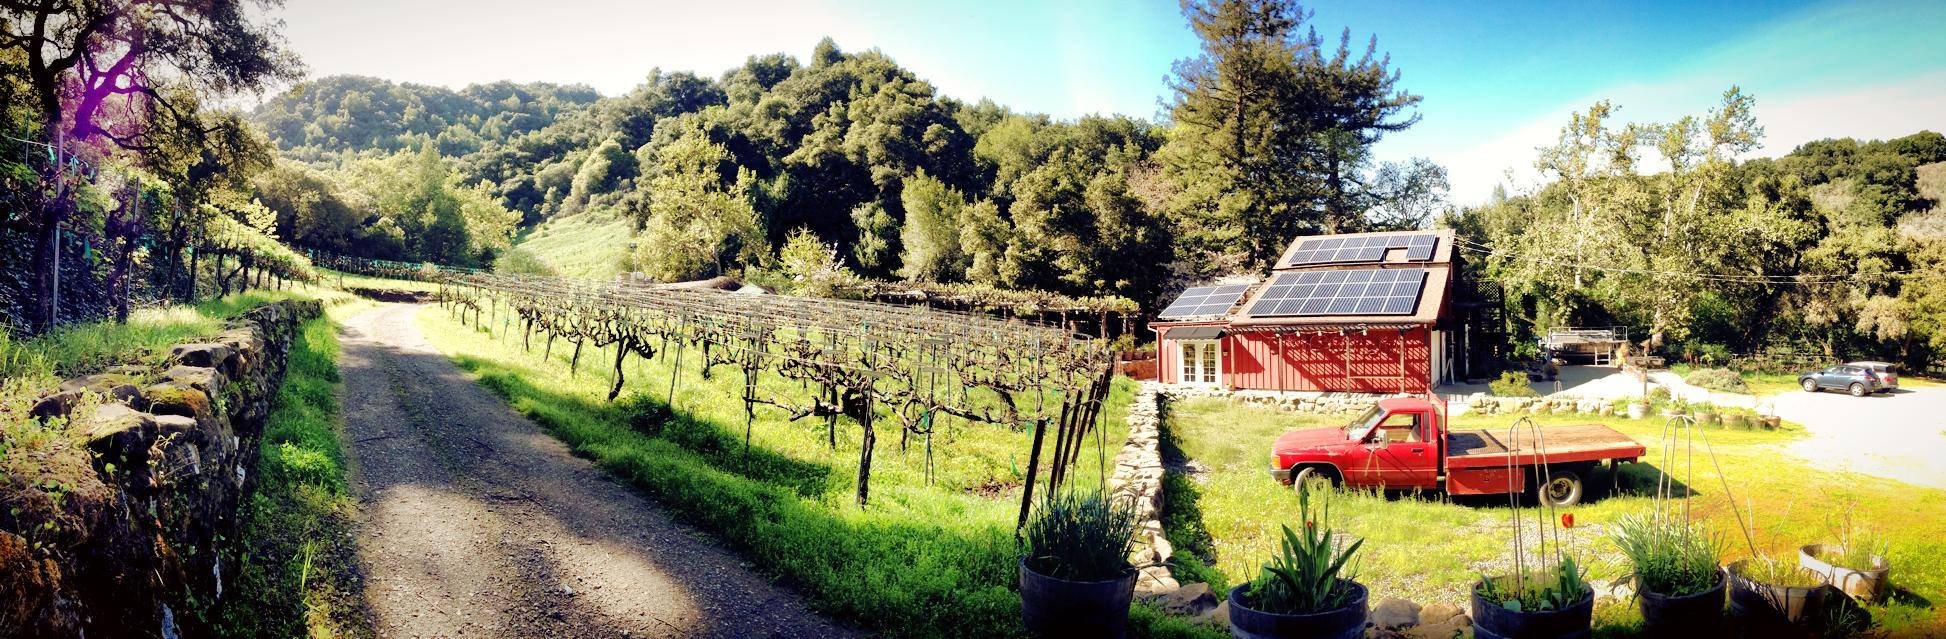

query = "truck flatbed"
1445;424;1644;470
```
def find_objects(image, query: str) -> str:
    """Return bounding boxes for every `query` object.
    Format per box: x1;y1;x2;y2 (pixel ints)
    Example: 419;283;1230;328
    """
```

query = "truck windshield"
1344;405;1382;434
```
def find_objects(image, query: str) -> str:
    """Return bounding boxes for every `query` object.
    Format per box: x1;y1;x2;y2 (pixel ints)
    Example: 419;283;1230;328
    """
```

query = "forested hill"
249;29;1441;305
253;75;602;163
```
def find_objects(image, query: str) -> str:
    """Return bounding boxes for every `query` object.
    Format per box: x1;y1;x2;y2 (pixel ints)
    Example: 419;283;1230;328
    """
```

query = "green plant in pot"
1727;554;1834;634
1019;490;1138;639
1800;511;1892;602
1227;481;1368;639
1474;422;1593;639
1612;513;1728;636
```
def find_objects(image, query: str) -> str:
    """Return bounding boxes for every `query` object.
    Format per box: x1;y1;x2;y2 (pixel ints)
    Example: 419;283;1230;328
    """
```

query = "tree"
1163;0;1428;271
896;171;967;281
633;126;766;280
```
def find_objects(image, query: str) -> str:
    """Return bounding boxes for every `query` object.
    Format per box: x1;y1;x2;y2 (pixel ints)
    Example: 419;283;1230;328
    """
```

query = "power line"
1449;236;1915;285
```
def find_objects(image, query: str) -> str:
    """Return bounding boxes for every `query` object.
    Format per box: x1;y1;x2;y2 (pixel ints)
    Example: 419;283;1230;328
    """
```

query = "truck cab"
1270;397;1444;489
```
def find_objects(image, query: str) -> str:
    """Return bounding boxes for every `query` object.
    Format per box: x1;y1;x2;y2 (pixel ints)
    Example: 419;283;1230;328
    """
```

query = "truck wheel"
1848;383;1867;397
1538;469;1583;507
1802;379;1818;393
1292;467;1333;493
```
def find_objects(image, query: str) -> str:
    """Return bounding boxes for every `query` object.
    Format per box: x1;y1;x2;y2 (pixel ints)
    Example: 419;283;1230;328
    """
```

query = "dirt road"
337;303;855;638
1770;385;1946;491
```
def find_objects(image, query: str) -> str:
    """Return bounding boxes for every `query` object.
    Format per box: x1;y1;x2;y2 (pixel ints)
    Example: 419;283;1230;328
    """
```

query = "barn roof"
1153;228;1456;331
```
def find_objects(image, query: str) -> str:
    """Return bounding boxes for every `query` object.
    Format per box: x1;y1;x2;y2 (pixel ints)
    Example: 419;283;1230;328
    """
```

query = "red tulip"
1561;513;1575;529
1306;520;1316;529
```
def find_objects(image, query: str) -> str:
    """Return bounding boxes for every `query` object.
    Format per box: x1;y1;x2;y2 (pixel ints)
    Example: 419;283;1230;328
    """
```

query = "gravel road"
1769;384;1946;491
338;303;856;638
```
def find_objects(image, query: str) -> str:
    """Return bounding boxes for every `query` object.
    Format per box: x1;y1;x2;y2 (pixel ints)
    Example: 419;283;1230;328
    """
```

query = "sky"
270;0;1946;205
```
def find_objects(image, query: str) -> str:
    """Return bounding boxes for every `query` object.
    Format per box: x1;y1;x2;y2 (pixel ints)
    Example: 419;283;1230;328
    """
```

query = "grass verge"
215;311;372;637
1162;396;1945;635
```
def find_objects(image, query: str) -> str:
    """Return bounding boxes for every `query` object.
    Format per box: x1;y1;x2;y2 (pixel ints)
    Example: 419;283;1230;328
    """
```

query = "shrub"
1489;371;1538;397
1245;483;1363;615
1685;343;1734;367
1683;367;1749;393
1021;490;1136;582
1611;514;1726;597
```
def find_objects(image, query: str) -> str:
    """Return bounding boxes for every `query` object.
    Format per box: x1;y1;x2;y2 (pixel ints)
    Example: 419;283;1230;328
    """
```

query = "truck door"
1368;410;1439;489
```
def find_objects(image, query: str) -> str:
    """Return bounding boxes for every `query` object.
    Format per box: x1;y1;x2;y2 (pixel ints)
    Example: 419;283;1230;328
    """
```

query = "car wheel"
1802;379;1819;393
1539;469;1583;507
1849;383;1867;397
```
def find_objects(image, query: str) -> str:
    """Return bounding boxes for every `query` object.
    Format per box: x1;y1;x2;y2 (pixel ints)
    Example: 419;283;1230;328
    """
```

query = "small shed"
1150;230;1461;393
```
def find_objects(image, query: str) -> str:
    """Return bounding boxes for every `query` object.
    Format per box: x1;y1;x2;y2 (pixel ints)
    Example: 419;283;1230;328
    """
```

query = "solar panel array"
1245;268;1428;316
1285;233;1439;266
1157;284;1251;319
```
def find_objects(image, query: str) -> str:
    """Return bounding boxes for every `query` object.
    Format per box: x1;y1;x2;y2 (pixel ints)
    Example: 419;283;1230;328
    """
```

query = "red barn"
1151;229;1461;393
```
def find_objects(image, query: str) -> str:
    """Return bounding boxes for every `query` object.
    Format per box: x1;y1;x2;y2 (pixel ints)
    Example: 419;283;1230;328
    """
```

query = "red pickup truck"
1268;397;1645;506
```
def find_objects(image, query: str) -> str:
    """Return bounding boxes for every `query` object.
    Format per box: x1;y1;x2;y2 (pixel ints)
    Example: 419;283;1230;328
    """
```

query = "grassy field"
1161;396;1945;635
409;303;1220;638
499;212;635;278
1668;363;1804;396
216;302;373;638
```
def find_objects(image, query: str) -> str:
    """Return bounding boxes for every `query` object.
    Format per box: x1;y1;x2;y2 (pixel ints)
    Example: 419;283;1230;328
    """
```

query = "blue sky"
274;0;1946;204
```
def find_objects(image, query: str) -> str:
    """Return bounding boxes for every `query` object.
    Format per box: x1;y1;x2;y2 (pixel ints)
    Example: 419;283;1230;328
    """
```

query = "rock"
169;343;234;370
1158;581;1218;616
1134;566;1178;596
1403;614;1470;639
1372;597;1422;629
1197;598;1230;628
1419;602;1464;625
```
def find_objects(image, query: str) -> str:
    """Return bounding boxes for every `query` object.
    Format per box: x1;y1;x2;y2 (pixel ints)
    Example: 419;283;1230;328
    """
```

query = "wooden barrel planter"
1800;544;1891;602
1471;584;1593;639
1690;409;1719;426
1721;412;1751;430
1726;559;1833;635
1019;558;1137;638
1227;581;1369;639
1637;572;1725;636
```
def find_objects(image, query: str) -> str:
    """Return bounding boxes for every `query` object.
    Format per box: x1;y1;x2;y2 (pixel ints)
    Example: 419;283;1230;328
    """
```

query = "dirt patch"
337;303;855;638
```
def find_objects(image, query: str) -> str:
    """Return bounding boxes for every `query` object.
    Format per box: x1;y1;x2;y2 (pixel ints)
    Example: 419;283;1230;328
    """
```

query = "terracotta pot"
1799;544;1890;601
1227;581;1369;639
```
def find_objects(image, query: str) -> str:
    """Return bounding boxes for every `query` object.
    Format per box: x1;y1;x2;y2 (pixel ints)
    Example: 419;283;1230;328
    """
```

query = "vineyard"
428;270;1122;523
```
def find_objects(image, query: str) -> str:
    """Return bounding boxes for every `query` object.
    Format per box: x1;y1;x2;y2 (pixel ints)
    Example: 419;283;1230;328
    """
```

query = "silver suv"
1798;364;1885;397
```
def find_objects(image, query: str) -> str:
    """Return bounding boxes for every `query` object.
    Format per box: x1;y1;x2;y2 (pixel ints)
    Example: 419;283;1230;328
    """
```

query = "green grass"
318;268;442;293
503;212;635;279
215;311;372;638
1161;397;1946;635
410;303;1206;638
1668;363;1801;396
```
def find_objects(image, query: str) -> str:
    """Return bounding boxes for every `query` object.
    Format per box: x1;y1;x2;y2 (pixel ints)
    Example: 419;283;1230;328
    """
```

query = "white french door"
1178;340;1221;386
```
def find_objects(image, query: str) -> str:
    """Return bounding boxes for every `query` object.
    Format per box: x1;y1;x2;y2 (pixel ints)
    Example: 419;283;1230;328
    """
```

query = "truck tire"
1848;383;1867;397
1538;469;1583;507
1292;467;1334;493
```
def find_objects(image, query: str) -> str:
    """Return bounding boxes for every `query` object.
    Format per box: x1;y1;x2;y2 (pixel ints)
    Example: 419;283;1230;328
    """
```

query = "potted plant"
1473;555;1592;639
1727;556;1833;633
1662;395;1688;418
1020;490;1138;638
1720;407;1751;430
1624;397;1649;420
1688;401;1719;426
1612;513;1728;635
1800;515;1891;601
1227;482;1368;639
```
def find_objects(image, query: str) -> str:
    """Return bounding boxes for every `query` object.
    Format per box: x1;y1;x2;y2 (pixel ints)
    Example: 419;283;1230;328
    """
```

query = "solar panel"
1157;284;1252;319
1245;268;1427;317
1285;233;1441;266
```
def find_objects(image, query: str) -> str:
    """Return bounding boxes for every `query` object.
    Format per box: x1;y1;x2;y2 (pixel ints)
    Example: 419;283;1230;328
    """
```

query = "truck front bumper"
1269;464;1292;483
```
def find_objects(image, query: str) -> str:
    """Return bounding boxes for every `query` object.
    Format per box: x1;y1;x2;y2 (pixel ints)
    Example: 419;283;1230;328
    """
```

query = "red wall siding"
1223;327;1431;392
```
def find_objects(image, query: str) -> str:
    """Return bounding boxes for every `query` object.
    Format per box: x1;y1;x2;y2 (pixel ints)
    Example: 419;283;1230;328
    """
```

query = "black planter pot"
1637;572;1726;637
1018;558;1137;639
1725;559;1833;637
1225;581;1369;639
1470;583;1594;639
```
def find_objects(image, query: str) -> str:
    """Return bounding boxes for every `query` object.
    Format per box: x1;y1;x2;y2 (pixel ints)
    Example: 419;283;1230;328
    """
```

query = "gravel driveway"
1768;384;1946;491
338;303;855;638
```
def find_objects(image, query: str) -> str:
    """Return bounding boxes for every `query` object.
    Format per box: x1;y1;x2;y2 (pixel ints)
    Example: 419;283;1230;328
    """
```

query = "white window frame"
1176;339;1222;386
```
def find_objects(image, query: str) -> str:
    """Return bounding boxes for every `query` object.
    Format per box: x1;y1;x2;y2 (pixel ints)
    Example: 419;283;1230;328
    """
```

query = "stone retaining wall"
0;299;322;639
1107;382;1174;596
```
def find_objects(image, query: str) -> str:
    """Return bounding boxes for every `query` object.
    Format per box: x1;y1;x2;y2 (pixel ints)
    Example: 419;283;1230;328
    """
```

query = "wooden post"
1016;417;1049;533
